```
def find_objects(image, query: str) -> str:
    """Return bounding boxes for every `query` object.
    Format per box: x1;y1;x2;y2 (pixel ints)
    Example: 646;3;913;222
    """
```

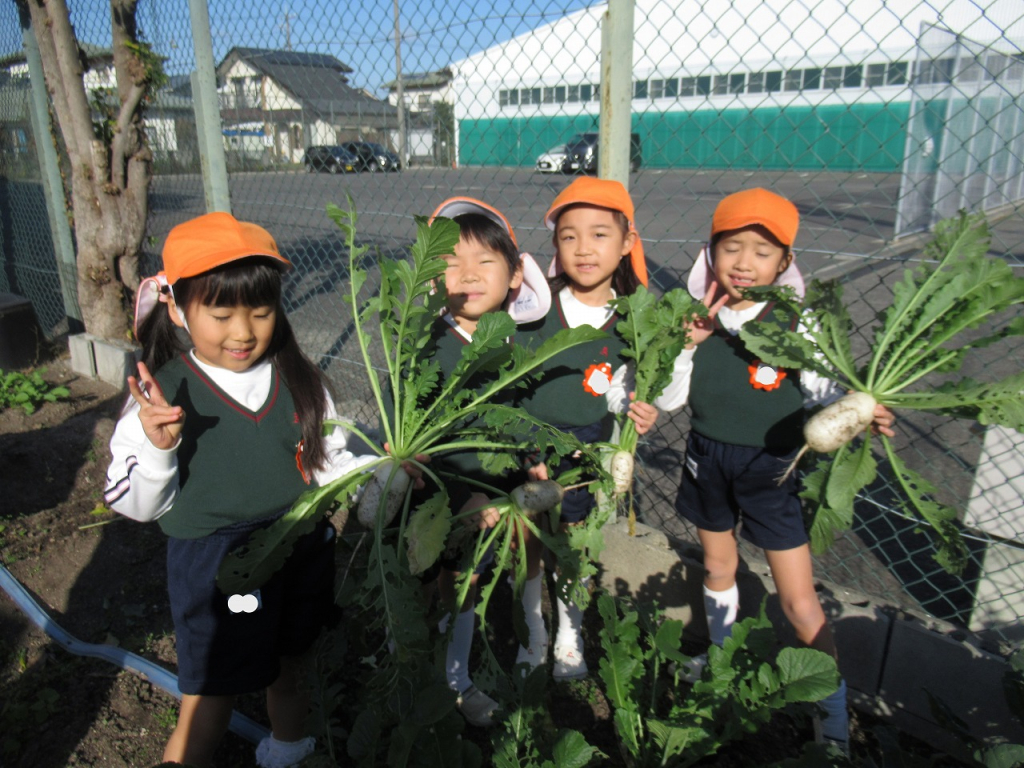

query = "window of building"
784;69;802;91
843;65;862;88
866;63;886;87
499;89;509;107
417;94;431;108
887;61;908;85
555;85;566;102
507;88;519;106
651;79;664;99
957;56;983;82
580;83;592;102
984;53;1008;80
916;57;954;84
823;67;843;89
765;71;782;92
747;72;764;93
568;84;580;102
712;75;730;95
529;87;541;104
634;79;648;98
803;68;822;89
543;87;554;104
664;77;678;97
729;73;745;93
1006;55;1024;82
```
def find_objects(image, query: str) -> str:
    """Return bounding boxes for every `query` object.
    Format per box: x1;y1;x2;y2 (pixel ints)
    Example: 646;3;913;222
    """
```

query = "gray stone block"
68;333;96;377
92;337;139;387
880;615;1024;746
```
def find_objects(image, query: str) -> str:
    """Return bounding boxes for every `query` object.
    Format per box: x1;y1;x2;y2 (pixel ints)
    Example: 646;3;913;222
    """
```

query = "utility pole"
392;0;405;170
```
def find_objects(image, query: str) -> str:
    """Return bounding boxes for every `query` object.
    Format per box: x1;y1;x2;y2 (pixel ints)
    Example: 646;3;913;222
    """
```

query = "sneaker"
255;735;315;768
552;642;588;679
515;630;549;671
457;685;499;727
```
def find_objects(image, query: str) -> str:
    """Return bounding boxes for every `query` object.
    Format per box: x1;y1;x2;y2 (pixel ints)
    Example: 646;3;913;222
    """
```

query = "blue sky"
2;0;593;96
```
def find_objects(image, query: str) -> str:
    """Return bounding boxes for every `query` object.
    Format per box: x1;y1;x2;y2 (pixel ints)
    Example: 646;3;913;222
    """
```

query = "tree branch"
110;81;146;189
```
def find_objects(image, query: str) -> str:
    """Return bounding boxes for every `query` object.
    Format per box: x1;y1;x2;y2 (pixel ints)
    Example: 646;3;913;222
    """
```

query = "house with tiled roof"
216;47;398;163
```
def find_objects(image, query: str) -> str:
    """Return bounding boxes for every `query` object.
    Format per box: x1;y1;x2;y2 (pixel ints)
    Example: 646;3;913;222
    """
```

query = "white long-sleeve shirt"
655;302;841;412
104;352;377;523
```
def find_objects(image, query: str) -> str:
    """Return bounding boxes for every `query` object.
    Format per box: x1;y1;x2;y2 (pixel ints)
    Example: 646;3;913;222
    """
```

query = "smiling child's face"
554;204;636;304
443;235;523;334
712;225;792;310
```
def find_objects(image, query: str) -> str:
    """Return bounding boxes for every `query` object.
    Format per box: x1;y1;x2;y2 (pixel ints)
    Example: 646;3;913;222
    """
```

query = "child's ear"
166;297;186;328
778;251;794;274
620;230;638;256
508;264;525;291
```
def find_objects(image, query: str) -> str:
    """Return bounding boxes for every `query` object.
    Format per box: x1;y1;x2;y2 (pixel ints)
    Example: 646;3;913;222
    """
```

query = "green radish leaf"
824;437;877;512
978;744;1024;768
888;372;1024;430
216;467;369;594
776;647;839;703
800;460;851;555
883;443;969;574
550;730;601;768
647;719;703;761
403;491;451;575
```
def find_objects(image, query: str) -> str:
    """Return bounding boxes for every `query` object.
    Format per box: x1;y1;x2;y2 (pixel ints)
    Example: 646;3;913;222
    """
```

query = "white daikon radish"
610;450;635;495
357;461;410;529
779;392;878;483
510;480;566;518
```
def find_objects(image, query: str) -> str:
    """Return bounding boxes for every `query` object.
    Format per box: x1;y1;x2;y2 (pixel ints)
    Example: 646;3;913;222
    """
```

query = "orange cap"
162;212;290;284
711;188;799;246
543;177;647;287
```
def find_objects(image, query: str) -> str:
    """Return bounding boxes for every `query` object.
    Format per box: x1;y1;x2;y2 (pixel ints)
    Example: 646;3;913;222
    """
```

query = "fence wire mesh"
2;0;1023;648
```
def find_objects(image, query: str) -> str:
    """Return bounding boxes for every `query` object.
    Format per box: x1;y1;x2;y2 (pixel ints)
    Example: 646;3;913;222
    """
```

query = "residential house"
383;68;455;165
217;47;398;164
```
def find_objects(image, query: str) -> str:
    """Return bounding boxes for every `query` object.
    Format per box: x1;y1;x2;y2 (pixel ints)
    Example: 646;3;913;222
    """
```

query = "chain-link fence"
2;0;1023;649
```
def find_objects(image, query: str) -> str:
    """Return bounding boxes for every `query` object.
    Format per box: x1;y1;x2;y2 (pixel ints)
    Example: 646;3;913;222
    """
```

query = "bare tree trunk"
17;0;154;341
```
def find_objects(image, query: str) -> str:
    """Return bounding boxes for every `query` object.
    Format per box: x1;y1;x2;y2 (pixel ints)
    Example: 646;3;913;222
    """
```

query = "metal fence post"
20;20;82;330
600;0;635;187
187;0;231;213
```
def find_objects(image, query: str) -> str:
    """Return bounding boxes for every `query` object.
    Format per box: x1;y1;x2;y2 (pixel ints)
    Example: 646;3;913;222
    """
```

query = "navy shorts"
675;432;808;551
549;422;605;524
166;513;336;696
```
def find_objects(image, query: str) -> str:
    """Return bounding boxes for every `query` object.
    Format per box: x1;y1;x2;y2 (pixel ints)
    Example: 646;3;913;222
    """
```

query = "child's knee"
781;593;825;630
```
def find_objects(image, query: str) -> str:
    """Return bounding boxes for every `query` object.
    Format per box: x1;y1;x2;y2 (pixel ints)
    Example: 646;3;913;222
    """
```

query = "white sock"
704;584;739;647
445;609;475;693
555;578;587;649
521;573;547;645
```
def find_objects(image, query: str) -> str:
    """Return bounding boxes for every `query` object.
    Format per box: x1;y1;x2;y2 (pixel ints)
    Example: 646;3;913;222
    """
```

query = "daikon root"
510;480;566;518
779;392;878;484
357;461;410;529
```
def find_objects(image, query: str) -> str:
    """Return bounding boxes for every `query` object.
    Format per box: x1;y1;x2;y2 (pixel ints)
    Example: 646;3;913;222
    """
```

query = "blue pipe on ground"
0;562;270;745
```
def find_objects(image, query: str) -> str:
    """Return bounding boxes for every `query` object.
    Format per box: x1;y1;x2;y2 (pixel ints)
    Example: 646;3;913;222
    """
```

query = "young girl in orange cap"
662;188;895;753
104;212;420;768
515;177;683;679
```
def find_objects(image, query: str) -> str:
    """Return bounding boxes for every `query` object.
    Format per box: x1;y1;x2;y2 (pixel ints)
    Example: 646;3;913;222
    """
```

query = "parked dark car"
303;145;359;174
340;141;401;172
564;132;642;173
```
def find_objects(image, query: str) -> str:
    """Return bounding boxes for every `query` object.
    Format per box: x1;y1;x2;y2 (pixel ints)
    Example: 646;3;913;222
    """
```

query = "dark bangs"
174;257;283;311
453;213;520;275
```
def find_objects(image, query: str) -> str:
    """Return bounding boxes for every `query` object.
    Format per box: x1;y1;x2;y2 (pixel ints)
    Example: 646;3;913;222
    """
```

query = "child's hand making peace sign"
128;361;185;450
684;280;730;349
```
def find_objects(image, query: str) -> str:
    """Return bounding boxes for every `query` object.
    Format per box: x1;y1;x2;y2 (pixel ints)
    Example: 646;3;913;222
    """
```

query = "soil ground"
0;351;969;768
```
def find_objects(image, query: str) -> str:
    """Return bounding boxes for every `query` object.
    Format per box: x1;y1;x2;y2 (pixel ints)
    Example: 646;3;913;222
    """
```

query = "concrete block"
880;614;1024;746
595;518;703;630
965;426;1024;541
92;337;139;387
68;333;97;377
970;543;1024;643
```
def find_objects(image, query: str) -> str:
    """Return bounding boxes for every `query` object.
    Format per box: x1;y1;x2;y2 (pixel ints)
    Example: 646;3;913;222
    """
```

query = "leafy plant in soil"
597;595;839;768
0;368;70;415
738;212;1024;574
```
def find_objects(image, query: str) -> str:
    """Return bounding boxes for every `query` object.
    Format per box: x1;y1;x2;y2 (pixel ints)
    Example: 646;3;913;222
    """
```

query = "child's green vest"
154;355;309;539
689;302;804;450
518;293;623;434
